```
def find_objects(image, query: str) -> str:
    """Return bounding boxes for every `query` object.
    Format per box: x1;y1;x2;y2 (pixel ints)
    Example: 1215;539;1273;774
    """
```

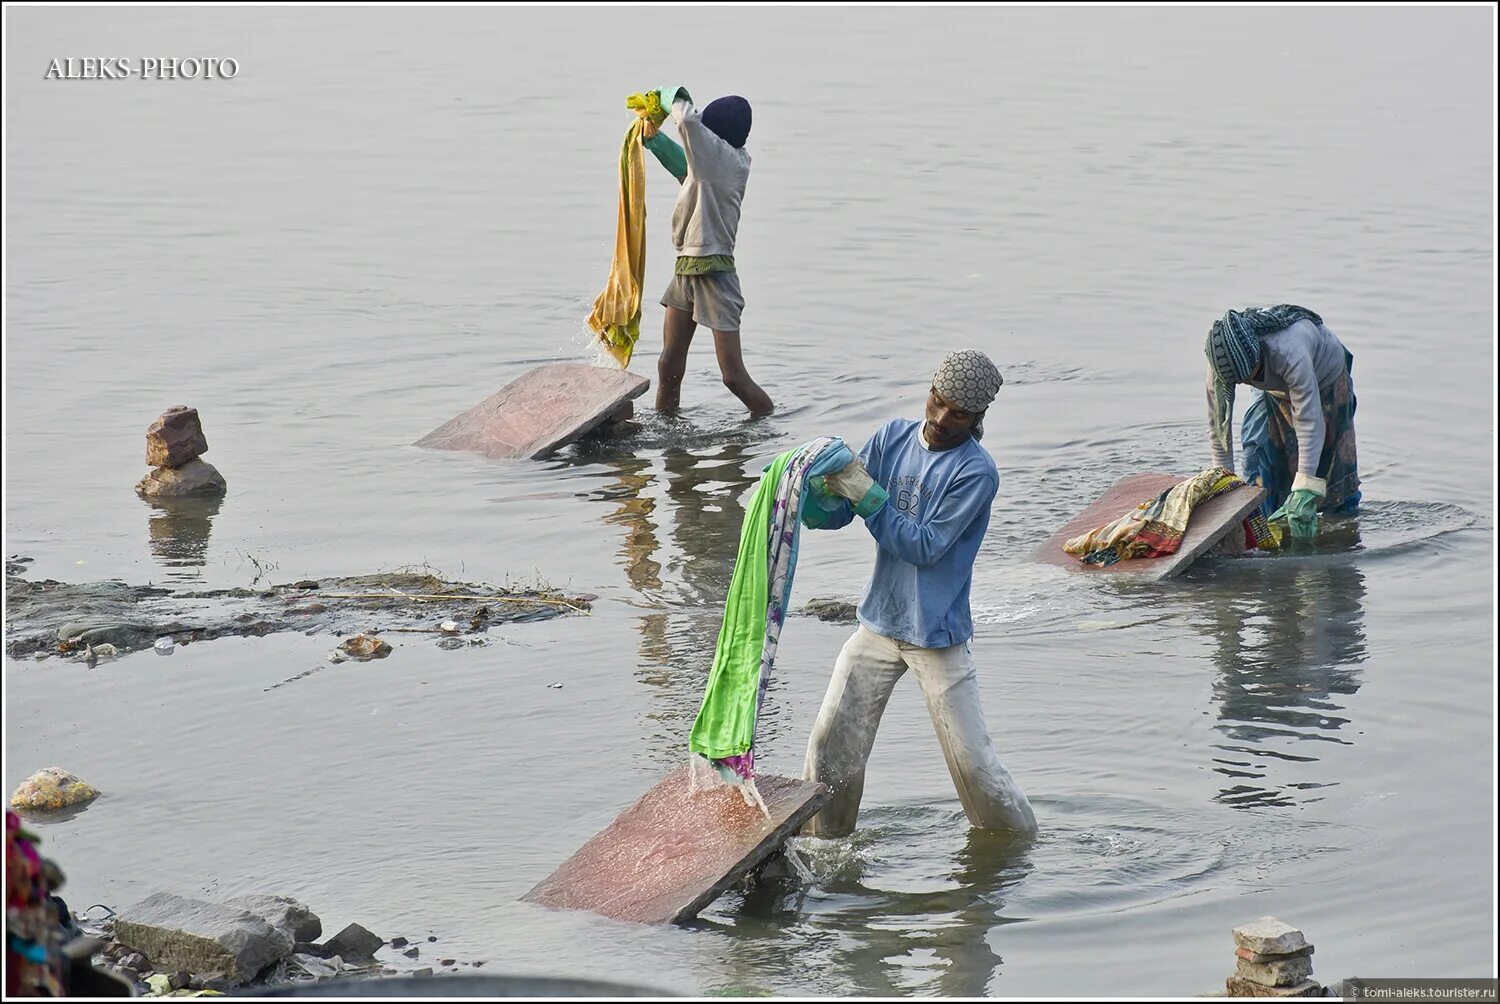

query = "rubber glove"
1269;475;1326;542
801;475;847;529
823;457;889;518
658;86;691;111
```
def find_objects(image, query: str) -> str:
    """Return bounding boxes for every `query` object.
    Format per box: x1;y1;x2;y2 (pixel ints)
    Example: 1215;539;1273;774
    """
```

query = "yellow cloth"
626;89;666;125
586;92;670;368
586;115;648;368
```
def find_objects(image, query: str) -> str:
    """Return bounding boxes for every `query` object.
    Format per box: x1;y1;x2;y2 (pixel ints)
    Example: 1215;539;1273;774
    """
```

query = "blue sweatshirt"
815;418;998;648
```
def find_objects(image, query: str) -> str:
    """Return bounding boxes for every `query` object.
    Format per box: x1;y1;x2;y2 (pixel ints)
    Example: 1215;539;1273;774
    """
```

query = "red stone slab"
1030;472;1266;581
523;767;829;925
416;363;649;460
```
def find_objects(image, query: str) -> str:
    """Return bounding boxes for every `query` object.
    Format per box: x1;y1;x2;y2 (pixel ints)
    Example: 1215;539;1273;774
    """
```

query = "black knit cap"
702;96;752;148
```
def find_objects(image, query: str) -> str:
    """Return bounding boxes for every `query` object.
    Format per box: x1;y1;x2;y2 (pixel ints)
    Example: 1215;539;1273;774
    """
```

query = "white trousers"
802;626;1037;837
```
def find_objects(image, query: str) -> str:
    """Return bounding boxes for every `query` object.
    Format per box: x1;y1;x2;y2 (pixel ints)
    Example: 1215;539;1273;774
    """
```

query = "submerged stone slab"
1029;472;1266;581
523;767;829;925
114;892;294;982
415;363;650;461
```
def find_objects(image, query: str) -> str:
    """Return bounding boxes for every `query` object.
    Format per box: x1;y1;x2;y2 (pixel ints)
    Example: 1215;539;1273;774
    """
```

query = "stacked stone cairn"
1226;917;1321;997
135;406;226;497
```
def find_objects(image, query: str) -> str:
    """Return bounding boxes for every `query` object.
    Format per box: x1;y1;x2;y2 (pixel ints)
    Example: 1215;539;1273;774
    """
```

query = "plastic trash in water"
440;620;460;633
153;636;175;655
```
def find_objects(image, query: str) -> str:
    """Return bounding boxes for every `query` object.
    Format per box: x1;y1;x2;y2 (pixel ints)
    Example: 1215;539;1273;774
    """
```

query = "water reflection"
143;494;223;579
1188;553;1369;809
707;822;1034;996
571;433;764;765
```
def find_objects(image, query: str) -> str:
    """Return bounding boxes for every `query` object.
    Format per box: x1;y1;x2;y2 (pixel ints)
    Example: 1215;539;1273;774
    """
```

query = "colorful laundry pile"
1063;467;1277;567
6;811;67;997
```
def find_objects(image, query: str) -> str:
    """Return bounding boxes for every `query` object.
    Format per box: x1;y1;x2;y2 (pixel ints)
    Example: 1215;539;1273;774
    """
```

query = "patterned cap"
932;350;1003;412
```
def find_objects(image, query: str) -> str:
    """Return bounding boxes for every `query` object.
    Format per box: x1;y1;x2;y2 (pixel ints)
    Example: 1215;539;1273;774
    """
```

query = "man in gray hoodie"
641;87;774;417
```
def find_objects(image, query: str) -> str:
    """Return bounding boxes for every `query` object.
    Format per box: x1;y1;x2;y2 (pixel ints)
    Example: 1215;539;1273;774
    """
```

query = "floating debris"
338;635;392;661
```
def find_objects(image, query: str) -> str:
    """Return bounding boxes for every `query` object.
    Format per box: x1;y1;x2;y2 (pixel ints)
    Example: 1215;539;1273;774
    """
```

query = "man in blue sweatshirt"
802;350;1037;837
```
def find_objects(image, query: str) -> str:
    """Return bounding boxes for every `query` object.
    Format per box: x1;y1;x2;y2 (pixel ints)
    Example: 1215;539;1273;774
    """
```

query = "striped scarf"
1206;305;1323;456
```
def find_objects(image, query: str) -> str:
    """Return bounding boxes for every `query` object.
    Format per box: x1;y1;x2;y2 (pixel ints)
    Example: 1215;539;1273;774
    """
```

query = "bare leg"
712;330;774;417
656;306;697;414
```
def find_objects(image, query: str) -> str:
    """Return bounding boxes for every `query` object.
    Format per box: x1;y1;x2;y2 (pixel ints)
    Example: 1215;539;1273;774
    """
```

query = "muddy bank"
4;558;592;662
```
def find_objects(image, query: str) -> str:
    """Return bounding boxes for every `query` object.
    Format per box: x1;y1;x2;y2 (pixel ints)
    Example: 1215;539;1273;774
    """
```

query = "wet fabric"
1063;467;1272;566
1242;349;1361;519
1206;305;1323;457
585;104;651;367
689;438;849;780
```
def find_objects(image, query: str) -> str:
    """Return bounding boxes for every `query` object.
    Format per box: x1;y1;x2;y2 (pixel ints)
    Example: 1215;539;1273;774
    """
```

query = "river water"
5;6;1494;997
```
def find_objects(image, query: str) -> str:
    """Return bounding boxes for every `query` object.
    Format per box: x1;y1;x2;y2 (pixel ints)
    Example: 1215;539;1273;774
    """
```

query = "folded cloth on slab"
689;438;853;783
1062;467;1275;567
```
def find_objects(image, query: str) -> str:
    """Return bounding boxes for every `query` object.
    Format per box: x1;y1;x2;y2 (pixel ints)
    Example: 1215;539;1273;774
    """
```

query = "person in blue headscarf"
1204;305;1361;542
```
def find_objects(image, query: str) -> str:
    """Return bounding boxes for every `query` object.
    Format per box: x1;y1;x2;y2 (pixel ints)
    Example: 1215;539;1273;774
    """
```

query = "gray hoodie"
665;93;751;258
1206;318;1352;481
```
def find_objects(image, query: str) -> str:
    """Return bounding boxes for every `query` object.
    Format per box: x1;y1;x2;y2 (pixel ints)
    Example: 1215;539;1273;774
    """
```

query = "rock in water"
321;923;383;961
10;767;99;810
225;894;322;944
803;598;858;623
114;892;294;983
338;635;391;661
136;459;227;498
146;407;209;469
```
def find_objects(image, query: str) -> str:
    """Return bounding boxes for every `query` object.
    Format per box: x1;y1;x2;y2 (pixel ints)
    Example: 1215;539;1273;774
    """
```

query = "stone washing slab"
523;767;829;925
416;363;649;461
1030;472;1266;581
